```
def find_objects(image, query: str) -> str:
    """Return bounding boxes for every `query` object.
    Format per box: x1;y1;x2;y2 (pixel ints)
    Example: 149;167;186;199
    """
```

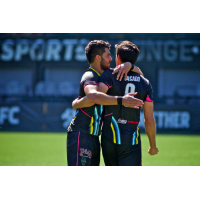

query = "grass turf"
0;132;200;166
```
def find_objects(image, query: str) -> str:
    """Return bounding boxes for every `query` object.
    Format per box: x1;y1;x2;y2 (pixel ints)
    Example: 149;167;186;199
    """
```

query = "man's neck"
117;60;123;66
89;64;104;75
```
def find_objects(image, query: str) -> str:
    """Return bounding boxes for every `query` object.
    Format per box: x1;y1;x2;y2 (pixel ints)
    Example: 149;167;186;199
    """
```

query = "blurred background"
0;33;200;133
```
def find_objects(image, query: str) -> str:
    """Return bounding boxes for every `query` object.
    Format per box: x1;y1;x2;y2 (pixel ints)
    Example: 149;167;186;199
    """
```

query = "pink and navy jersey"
67;67;103;136
99;68;154;145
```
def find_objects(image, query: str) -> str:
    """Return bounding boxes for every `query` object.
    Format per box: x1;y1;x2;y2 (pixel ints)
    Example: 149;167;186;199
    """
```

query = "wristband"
130;64;134;71
117;97;123;105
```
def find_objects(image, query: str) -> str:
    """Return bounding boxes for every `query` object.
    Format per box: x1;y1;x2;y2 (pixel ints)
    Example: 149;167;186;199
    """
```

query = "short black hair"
115;41;140;64
85;40;111;64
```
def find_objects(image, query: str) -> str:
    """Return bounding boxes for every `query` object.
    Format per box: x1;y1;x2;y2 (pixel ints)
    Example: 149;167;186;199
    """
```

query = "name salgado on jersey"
126;76;140;82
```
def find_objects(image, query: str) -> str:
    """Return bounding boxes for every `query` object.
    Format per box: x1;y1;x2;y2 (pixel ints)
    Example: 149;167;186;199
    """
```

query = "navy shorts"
67;131;100;166
101;134;142;166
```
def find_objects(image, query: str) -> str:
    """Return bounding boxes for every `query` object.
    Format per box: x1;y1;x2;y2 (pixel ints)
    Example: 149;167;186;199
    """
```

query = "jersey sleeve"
145;81;154;102
81;71;99;88
99;69;113;89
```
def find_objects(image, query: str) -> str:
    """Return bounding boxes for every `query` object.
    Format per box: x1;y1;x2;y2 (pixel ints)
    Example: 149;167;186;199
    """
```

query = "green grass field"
0;132;200;166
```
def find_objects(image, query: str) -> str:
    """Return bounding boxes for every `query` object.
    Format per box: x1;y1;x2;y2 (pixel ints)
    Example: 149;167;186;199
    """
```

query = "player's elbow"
72;102;77;110
87;91;98;103
72;100;78;110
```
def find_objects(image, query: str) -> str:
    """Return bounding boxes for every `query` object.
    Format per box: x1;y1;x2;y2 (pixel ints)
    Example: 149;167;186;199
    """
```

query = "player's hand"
148;146;159;155
112;62;132;81
122;92;144;108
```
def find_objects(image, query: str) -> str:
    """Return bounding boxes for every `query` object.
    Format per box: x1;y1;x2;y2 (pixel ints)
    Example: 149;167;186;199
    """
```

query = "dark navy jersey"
67;67;103;136
99;68;153;145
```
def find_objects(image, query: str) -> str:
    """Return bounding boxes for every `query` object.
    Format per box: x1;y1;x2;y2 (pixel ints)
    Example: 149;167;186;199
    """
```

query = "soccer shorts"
67;131;100;166
101;134;142;166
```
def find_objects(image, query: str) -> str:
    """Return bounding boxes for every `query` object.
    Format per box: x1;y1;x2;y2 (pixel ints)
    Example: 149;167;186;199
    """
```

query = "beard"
100;57;110;71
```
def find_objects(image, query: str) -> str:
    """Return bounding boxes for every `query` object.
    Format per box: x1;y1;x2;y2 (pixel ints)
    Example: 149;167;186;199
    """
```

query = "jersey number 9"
125;83;136;95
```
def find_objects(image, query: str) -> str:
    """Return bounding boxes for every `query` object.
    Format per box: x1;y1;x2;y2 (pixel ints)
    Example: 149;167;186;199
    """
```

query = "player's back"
99;69;153;145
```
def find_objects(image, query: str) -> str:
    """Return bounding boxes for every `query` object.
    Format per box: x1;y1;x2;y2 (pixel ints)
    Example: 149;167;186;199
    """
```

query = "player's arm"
72;84;143;109
143;101;159;155
97;82;143;109
85;84;143;108
112;62;144;81
72;96;94;110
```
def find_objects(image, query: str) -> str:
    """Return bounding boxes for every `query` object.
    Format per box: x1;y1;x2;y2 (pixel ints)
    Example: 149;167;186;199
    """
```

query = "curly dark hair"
85;40;111;64
115;41;140;64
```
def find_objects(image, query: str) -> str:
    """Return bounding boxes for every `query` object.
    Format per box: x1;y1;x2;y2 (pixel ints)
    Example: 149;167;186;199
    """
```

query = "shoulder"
101;69;114;78
81;70;95;82
140;75;150;85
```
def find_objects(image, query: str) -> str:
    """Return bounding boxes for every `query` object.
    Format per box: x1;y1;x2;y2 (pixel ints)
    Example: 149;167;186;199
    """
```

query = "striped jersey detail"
110;116;121;144
105;83;112;89
67;110;79;132
132;127;140;145
89;116;94;135
89;105;103;136
92;107;98;136
84;82;98;88
80;108;92;118
104;113;113;117
96;105;103;135
146;94;154;102
89;67;100;76
76;131;80;166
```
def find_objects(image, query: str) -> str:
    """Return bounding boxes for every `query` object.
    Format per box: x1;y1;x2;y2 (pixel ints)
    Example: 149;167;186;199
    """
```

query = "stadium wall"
1;33;200;98
0;103;200;133
0;33;200;133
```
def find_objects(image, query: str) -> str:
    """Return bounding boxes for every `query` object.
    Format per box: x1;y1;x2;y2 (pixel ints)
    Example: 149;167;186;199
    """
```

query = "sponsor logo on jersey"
79;148;92;158
117;118;127;124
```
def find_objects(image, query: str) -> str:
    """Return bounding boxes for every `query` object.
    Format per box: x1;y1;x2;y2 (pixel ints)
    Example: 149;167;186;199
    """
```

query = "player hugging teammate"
67;40;159;166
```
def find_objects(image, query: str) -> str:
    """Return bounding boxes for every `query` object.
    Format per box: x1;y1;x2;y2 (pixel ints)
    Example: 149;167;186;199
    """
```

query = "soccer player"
67;40;144;166
73;41;159;166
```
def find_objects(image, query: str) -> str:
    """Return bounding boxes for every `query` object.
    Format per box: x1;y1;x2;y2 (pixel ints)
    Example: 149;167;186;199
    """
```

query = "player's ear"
116;55;121;65
117;55;121;62
95;55;101;63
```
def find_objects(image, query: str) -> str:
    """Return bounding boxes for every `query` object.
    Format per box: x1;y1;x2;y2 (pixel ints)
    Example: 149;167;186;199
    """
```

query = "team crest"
81;157;86;166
